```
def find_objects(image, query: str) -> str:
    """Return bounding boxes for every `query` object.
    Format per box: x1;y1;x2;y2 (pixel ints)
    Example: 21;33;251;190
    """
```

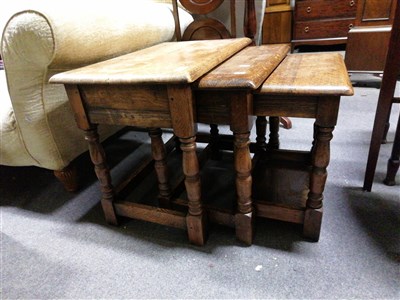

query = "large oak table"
50;38;253;246
51;39;353;244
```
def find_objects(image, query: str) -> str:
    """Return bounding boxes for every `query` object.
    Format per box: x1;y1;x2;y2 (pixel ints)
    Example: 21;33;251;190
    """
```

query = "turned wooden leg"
54;162;78;192
233;132;254;245
180;136;207;246
255;116;267;152
268;116;280;150
384;114;400;186
210;124;222;160
149;128;172;207
304;125;334;241
85;126;118;225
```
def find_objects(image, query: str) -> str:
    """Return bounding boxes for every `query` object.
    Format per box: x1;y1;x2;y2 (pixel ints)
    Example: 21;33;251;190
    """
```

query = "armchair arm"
0;0;193;170
2;1;192;68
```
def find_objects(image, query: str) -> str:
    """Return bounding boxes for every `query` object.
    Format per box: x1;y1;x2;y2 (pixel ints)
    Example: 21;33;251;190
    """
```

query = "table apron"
253;94;319;118
79;84;173;128
88;108;173;128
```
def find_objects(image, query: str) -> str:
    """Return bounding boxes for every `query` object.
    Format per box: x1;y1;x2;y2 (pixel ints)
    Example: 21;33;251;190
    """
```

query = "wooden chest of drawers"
292;0;358;50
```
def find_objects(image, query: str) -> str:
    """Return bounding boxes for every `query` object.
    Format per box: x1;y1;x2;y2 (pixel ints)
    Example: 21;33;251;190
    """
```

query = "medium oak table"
193;43;290;244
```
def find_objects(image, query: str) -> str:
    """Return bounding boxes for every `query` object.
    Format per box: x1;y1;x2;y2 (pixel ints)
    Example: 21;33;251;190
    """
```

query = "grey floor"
1;73;399;299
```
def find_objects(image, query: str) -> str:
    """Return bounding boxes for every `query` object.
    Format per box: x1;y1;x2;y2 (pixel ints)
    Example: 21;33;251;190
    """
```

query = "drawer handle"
349;23;354;29
349;0;355;6
304;26;309;33
306;6;311;13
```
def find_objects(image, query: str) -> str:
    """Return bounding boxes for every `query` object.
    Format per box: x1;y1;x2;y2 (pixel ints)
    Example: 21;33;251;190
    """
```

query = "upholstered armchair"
0;0;192;191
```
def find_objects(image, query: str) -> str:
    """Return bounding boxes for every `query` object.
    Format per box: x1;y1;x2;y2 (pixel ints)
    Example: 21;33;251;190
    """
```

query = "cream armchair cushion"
0;0;193;190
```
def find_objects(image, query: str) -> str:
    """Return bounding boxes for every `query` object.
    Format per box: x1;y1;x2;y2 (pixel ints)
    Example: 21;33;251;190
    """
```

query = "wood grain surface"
197;44;290;89
258;53;354;96
50;38;251;85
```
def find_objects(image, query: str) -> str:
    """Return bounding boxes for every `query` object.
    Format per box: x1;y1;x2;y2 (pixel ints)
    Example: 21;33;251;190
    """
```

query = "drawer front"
293;18;355;40
295;0;357;20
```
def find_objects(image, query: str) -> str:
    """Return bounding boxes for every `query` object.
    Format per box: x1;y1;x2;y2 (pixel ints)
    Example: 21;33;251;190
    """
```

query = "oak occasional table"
252;53;354;241
193;43;290;244
50;38;251;246
51;39;353;244
193;51;353;242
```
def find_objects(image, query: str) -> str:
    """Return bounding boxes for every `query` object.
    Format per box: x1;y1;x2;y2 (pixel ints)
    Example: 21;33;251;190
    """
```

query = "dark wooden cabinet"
262;0;292;44
355;0;397;26
292;0;358;50
345;0;397;72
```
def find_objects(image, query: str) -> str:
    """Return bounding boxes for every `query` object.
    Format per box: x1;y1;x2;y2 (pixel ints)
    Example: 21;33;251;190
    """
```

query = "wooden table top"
50;38;251;85
197;44;290;90
258;53;354;96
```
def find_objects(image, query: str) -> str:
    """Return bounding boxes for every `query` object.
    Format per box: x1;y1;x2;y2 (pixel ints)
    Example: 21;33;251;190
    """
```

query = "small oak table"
253;52;354;241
